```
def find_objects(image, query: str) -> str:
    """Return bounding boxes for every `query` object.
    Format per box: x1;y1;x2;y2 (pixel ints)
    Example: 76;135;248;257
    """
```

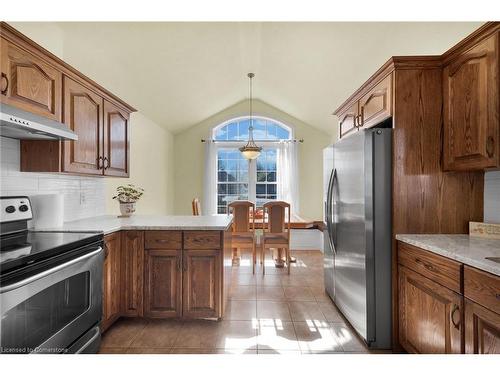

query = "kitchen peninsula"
39;215;233;331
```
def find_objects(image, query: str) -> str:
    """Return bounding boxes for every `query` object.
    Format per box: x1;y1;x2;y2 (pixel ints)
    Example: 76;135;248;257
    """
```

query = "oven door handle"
0;247;103;294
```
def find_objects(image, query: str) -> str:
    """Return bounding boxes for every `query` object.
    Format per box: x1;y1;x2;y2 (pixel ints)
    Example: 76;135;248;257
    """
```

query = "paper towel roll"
31;194;64;229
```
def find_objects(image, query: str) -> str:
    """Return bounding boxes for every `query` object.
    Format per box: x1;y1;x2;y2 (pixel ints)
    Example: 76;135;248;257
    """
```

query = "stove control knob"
19;204;29;212
5;205;16;213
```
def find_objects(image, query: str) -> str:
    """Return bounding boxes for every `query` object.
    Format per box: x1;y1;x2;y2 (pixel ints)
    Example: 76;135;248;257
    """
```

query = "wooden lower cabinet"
398;265;463;353
102;232;121;332
182;249;221;319
144;249;182;318
464;298;500;354
121;231;144;317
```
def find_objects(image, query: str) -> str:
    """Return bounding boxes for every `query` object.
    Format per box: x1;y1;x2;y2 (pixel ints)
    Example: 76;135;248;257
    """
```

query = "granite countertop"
396;234;500;276
33;215;233;235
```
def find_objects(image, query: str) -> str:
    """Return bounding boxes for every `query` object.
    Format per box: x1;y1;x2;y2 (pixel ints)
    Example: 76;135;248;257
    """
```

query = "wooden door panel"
183;249;221;318
399;265;463;353
465;299;500;354
144;249;182;318
0;38;62;121
102;232;121;332
103;100;129;177
62;77;103;175
359;74;392;128
443;33;499;170
121;231;144;317
338;103;358;138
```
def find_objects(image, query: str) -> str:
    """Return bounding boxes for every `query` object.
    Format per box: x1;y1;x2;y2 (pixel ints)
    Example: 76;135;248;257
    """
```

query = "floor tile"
257;349;302;355
170;348;220;354
256;301;292;321
288;301;326;322
100;318;148;348
293;321;343;352
229;285;257;300
280;275;307;287
329;323;369;353
283;286;316;302
225;300;257;320
129;319;183;348
318;302;345;323
257;320;300;351
231;273;257;286
255;274;282;286
215;320;258;350
309;286;332;303
256;286;286;301
172;320;220;348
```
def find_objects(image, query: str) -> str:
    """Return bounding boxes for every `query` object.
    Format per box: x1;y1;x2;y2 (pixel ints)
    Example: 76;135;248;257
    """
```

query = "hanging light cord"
248;72;255;141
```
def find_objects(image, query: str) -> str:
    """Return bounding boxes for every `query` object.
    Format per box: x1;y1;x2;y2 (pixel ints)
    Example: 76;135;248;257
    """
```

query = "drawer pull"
450;304;460;330
496;293;500;300
1;72;8;95
176;256;181;271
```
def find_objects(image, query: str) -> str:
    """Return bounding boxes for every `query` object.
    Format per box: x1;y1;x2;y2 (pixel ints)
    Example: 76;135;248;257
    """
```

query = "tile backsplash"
484;171;500;224
0;137;106;223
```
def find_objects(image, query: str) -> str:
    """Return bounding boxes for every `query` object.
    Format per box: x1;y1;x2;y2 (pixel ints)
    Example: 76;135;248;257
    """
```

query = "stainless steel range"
0;196;103;354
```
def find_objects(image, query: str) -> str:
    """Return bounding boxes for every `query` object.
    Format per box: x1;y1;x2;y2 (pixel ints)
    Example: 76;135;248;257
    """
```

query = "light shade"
239;144;262;160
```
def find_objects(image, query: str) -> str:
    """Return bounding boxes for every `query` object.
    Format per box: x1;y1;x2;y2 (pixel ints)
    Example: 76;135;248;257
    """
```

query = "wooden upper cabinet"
399;265;463;354
443;32;499;171
465;298;500;354
62;77;104;175
183;249;221;319
358;74;392;129
338;103;358;139
144;249;182;318
102;232;121;332
0;38;62;121
103;100;130;177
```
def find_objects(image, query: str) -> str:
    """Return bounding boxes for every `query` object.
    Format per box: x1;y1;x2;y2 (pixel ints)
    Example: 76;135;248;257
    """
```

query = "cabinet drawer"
145;231;182;249
464;266;500;315
398;241;462;293
358;73;392;128
184;231;221;250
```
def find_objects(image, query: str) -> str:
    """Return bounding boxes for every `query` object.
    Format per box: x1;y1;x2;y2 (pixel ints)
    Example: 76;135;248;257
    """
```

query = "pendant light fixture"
239;72;262;160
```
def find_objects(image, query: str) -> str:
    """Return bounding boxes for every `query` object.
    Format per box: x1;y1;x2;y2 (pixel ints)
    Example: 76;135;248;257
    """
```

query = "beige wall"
173;99;331;220
11;22;176;215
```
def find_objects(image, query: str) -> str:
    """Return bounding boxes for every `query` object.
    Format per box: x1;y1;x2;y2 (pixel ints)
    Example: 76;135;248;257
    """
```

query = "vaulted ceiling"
46;22;484;134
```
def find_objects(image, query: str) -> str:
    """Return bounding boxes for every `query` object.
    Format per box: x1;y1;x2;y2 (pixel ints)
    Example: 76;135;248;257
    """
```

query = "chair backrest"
192;198;201;216
263;201;291;233
228;200;255;232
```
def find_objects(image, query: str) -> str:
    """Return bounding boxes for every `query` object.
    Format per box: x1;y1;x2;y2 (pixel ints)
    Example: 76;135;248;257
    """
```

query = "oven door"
0;245;103;354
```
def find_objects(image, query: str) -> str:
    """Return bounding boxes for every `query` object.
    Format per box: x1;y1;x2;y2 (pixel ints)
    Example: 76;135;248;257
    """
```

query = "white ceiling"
52;22;483;135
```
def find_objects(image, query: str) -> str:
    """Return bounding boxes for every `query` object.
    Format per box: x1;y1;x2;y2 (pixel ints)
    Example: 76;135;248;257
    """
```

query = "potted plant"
113;184;144;217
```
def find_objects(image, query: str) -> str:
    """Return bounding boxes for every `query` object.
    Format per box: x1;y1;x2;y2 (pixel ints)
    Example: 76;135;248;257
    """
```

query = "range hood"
0;103;78;141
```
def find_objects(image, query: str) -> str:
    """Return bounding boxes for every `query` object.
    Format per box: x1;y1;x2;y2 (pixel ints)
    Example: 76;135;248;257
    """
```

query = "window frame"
213;116;293;213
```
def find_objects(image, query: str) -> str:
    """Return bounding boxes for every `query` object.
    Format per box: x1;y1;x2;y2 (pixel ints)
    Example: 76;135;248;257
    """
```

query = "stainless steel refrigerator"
323;128;392;349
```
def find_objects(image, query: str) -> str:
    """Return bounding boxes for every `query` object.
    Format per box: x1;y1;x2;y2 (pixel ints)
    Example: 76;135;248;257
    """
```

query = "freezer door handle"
326;168;337;254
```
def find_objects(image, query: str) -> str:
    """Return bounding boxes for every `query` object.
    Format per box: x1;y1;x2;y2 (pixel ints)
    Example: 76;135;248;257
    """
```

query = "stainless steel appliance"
0;103;78;140
0;196;103;354
323;128;392;349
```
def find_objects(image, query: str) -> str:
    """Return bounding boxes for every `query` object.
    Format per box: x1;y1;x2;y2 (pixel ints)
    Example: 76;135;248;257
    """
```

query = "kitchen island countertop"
33;214;233;235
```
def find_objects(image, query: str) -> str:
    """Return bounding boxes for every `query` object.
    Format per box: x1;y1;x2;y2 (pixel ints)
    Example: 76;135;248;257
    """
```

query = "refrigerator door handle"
331;168;338;252
326;168;337;254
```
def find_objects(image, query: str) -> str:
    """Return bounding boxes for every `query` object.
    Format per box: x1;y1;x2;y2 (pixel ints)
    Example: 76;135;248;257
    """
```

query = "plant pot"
119;202;136;217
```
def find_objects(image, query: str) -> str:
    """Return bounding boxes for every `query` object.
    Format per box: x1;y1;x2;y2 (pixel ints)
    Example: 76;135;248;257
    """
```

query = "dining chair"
192;198;201;216
261;201;291;275
228;200;257;274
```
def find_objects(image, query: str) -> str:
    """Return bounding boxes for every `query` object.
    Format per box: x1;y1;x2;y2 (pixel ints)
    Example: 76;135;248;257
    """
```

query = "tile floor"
99;250;372;354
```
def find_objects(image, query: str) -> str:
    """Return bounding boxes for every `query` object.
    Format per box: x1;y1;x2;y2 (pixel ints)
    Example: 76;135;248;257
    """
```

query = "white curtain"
202;141;217;215
277;141;300;216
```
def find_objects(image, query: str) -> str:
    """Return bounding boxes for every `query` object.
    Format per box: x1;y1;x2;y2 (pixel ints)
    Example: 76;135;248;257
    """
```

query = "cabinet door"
0;38;62;121
338;103;358;139
121;231;144;317
399;265;463;353
443;32;499;170
358;74;392;129
62;76;104;175
465;298;500;354
144;249;182;318
182;249;221;319
103;100;130;177
102;232;121;332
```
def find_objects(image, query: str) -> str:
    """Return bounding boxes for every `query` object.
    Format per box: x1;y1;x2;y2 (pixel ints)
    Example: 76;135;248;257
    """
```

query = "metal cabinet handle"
176;256;181;271
104;156;110;170
1;72;8;95
97;156;104;170
104;243;109;259
451;304;460;330
486;136;495;158
356;108;364;127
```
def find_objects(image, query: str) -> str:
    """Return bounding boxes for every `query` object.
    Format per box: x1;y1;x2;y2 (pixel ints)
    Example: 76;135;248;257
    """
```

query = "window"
214;117;291;214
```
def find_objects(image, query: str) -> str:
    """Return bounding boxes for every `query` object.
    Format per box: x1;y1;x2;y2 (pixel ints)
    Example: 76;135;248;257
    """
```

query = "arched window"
212;117;293;214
